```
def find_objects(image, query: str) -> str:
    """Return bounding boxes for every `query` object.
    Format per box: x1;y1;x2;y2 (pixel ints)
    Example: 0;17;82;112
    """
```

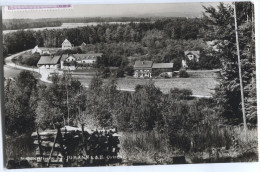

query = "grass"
119;131;173;164
119;127;258;164
72;70;219;96
4;66;41;79
5;134;35;162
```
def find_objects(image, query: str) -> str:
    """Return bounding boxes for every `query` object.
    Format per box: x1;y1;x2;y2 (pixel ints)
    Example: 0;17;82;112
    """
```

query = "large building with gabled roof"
133;61;174;78
37;55;61;69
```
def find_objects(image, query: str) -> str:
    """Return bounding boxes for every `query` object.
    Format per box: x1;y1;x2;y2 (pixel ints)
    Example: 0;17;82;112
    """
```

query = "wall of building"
134;69;152;78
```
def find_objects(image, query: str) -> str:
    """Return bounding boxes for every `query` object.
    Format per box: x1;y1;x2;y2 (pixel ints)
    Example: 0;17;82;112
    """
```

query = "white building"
31;45;42;54
62;39;73;50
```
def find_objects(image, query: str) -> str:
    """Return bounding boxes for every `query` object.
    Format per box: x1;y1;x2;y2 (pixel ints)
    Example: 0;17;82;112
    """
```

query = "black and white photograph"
1;1;258;169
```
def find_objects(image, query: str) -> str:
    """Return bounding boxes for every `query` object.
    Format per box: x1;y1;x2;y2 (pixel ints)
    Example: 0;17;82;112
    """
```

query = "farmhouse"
31;45;42;54
152;63;174;77
134;61;153;78
60;53;103;70
62;39;73;50
60;54;76;70
182;51;200;68
37;55;61;69
75;53;103;64
134;61;174;78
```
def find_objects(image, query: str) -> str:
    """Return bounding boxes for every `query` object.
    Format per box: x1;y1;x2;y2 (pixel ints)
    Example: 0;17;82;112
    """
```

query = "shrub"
116;67;125;78
179;69;189;78
124;66;134;76
102;67;111;78
170;88;192;100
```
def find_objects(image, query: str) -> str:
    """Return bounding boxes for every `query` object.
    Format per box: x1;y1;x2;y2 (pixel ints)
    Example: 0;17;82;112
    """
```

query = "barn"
37;56;61;69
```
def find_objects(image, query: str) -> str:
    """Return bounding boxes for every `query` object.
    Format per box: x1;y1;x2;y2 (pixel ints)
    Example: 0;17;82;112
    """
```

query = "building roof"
184;51;200;57
37;56;61;65
60;53;103;61
81;42;87;46
60;54;73;61
134;61;153;69
32;45;42;52
152;63;174;69
62;39;71;45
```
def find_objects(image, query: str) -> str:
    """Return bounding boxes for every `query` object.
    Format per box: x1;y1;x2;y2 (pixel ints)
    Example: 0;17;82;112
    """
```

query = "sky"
2;2;223;19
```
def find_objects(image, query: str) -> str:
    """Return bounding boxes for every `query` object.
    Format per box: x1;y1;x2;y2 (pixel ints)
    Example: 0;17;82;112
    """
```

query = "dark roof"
37;56;61;65
134;61;153;69
184;51;200;57
152;63;174;69
61;54;72;61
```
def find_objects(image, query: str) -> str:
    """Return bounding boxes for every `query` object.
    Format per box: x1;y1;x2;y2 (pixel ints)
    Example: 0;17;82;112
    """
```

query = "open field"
73;70;220;96
4;66;41;79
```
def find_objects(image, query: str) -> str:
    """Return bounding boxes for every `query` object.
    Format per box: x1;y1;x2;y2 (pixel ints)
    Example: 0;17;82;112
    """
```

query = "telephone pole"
233;2;247;132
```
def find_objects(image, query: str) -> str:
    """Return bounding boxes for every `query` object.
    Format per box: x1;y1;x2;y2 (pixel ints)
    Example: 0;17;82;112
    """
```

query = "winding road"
5;50;61;83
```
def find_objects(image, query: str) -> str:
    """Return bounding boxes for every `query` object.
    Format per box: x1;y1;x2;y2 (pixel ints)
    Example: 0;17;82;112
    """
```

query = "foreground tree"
203;2;256;125
5;71;38;134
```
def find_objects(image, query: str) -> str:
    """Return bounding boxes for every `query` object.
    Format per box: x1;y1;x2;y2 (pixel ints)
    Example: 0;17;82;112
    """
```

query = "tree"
116;67;125;78
124;66;134;76
203;2;256;125
5;71;38;134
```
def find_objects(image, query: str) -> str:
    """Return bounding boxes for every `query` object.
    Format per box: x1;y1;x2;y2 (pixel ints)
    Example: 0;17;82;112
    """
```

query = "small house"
62;39;73;50
76;53;103;64
80;42;87;47
42;50;51;55
60;54;76;70
134;61;153;78
37;56;61;69
32;45;42;54
182;51;200;68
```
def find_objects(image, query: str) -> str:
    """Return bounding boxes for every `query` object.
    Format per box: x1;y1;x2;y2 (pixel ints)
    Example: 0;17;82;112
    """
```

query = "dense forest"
3;17;221;70
3;17;152;30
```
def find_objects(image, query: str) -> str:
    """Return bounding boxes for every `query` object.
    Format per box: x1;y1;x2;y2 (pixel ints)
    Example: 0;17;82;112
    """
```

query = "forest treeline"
3;19;62;30
3;17;152;30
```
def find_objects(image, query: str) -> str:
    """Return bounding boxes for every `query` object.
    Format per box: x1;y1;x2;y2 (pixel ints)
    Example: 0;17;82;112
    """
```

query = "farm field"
72;70;220;96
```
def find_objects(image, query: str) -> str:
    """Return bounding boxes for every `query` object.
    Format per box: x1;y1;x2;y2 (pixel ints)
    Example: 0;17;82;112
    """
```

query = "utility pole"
233;2;247;132
65;71;70;126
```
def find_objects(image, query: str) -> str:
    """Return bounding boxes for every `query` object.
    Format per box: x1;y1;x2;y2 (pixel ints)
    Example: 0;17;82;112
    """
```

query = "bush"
102;67;111;78
170;88;192;100
15;53;41;67
186;59;199;70
179;69;189;78
116;67;125;78
124;66;134;76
